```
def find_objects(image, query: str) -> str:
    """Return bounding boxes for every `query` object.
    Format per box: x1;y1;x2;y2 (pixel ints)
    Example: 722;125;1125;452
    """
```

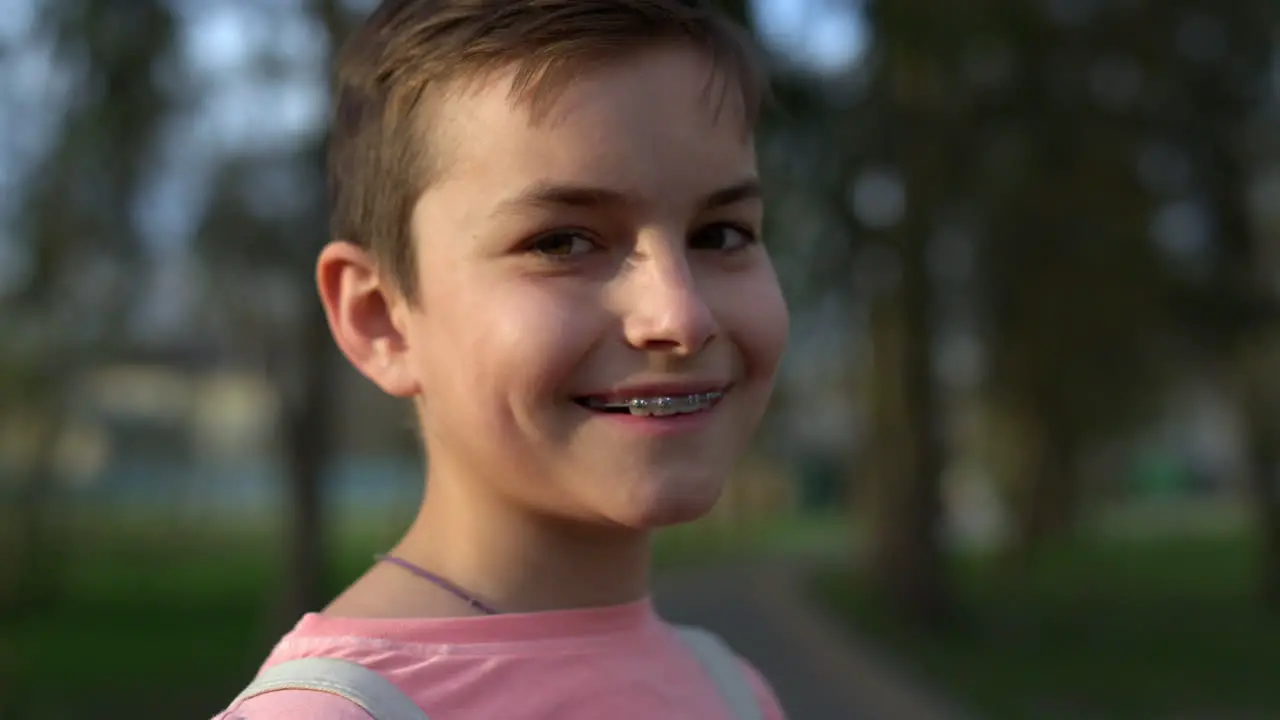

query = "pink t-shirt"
213;598;785;719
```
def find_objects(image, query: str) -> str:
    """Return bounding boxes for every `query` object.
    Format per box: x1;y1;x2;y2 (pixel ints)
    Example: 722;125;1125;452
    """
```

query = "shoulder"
737;657;788;720
671;624;787;720
212;689;376;720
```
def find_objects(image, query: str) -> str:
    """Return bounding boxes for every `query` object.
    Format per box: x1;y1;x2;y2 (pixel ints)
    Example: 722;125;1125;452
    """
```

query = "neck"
392;468;653;614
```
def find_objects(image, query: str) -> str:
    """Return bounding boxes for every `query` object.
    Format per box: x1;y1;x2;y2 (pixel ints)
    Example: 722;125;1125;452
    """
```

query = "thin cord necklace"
374;553;500;615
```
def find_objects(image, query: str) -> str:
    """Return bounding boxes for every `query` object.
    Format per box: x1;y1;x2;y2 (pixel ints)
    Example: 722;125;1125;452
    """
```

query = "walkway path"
654;558;970;720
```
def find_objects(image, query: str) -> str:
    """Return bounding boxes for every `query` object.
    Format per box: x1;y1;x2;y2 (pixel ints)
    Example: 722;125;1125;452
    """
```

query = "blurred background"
3;0;1280;718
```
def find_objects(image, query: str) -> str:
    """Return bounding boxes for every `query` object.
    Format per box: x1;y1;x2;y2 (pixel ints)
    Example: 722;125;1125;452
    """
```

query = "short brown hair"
327;0;767;298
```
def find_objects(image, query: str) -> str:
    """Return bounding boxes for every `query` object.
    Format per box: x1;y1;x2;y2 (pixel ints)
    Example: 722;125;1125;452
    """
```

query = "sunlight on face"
405;46;789;529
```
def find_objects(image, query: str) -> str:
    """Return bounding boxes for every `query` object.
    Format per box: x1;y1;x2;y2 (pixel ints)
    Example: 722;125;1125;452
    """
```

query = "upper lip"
576;381;730;403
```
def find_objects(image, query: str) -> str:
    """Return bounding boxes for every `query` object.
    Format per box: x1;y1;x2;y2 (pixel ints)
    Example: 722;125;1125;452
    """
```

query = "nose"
620;252;717;357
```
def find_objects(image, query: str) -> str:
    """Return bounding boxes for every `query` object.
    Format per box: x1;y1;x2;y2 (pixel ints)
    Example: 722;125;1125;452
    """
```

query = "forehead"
425;46;757;202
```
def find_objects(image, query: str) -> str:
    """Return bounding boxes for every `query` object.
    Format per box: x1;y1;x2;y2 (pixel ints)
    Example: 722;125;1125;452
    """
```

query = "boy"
215;0;789;717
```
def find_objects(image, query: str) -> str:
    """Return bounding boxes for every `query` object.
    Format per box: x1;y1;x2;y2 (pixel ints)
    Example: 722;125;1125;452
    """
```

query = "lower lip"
576;397;725;435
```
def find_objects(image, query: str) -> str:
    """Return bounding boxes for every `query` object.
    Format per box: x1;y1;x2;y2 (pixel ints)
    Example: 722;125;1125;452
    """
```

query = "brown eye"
530;231;596;258
690;223;756;251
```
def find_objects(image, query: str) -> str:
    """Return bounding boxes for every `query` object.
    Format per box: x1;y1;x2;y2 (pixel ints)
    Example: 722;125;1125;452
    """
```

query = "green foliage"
813;525;1280;719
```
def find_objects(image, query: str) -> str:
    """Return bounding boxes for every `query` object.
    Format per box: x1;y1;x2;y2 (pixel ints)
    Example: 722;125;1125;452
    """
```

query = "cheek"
718;269;789;379
426;283;604;405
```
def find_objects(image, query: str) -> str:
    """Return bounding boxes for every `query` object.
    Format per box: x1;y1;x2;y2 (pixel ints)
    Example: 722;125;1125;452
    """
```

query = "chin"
605;471;727;530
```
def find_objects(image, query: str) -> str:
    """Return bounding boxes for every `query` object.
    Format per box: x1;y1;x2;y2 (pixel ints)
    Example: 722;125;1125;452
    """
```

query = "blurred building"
0;338;420;509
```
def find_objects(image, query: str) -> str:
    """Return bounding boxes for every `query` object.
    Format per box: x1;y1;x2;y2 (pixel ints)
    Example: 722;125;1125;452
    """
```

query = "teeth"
587;392;723;417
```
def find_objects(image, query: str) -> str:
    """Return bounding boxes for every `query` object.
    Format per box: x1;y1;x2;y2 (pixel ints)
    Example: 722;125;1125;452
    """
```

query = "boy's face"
337;46;788;530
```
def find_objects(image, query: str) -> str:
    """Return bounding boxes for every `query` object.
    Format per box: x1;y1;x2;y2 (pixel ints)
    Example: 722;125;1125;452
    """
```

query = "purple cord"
374;553;500;615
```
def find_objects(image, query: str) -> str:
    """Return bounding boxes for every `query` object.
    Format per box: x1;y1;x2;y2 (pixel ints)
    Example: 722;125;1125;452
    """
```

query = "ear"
316;241;419;398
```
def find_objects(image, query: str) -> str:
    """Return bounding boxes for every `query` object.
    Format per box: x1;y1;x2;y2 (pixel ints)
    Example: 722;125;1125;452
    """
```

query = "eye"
528;230;598;258
689;223;757;252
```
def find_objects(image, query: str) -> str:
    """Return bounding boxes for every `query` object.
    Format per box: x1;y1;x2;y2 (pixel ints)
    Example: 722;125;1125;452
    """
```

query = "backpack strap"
674;626;763;720
230;657;430;720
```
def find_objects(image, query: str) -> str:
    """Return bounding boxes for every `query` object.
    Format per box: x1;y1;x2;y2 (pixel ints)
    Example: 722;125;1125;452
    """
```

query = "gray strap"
231;657;430;720
675;626;763;720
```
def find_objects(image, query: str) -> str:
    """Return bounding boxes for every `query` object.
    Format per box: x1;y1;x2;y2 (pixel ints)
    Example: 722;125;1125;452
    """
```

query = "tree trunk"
1245;421;1280;609
861;208;949;627
1210;123;1280;610
855;0;957;628
271;0;353;625
279;301;338;619
1236;344;1280;609
1012;439;1078;566
988;393;1078;568
3;409;63;617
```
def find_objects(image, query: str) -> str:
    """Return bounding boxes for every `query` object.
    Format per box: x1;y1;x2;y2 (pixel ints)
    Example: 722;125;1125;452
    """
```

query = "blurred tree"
1153;0;1280;606
1;0;175;614
844;0;974;626
948;0;1280;595
969;2;1172;563
194;0;352;621
711;0;749;26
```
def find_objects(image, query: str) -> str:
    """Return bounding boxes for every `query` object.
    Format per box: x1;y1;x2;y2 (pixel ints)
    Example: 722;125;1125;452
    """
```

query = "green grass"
5;510;847;719
811;529;1280;720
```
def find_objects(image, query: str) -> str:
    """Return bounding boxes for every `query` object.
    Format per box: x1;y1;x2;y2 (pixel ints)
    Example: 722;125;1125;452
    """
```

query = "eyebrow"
496;177;762;215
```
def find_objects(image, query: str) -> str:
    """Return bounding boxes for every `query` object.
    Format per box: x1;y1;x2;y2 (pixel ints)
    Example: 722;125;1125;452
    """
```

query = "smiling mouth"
573;391;725;417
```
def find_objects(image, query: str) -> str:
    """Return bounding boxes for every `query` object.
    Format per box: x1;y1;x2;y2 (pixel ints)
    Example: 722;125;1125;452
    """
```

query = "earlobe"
316;241;420;398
